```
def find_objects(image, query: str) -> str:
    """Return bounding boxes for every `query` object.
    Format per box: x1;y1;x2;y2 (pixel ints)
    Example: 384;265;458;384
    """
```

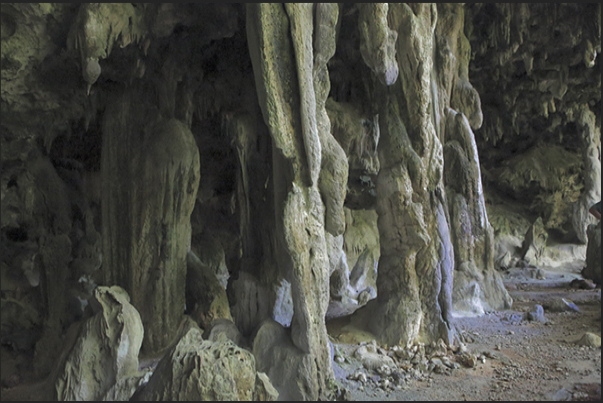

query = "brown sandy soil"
329;258;601;401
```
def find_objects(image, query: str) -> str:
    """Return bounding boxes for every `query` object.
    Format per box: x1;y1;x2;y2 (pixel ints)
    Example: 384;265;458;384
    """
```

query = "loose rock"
575;332;601;348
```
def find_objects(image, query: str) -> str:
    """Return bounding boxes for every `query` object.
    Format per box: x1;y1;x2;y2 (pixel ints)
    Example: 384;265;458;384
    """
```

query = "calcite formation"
466;3;601;241
102;93;201;353
53;286;144;401
133;325;277;401
0;2;600;401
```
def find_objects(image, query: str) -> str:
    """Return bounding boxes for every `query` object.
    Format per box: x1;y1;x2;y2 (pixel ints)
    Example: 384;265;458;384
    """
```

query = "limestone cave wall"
1;3;600;401
465;3;601;242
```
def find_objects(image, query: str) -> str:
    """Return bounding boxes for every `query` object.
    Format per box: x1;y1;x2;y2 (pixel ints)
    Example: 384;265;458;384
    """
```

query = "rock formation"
246;4;340;398
53;286;145;401
466;3;601;242
133;323;278;401
102;94;200;354
583;223;601;284
1;2;600;401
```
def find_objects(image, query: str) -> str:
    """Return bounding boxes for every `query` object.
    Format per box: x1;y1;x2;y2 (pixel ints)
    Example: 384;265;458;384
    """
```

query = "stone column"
246;3;337;400
571;106;601;243
101;87;200;354
435;3;512;316
362;3;454;347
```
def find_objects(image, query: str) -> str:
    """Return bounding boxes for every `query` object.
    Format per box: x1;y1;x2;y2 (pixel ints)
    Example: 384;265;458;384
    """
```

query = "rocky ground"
1;242;600;402
328;243;601;401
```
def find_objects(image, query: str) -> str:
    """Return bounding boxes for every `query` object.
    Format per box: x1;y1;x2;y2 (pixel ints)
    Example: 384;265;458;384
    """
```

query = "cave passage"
0;2;600;401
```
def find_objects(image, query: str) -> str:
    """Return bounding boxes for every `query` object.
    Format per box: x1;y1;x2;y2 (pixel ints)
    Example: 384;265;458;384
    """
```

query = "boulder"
354;344;395;371
543;298;580;313
524;304;547;323
575;332;601;348
134;327;277;401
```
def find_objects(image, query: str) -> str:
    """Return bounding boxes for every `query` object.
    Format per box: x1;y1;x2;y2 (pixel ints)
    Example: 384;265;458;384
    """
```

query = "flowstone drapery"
246;3;343;399
102;87;200;354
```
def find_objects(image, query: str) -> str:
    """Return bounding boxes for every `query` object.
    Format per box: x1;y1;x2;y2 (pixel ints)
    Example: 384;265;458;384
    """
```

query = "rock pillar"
364;3;454;347
101;87;200;353
246;3;342;400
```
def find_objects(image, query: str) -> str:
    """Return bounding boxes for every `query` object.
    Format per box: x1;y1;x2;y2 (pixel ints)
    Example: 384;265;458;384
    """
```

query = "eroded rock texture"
53;286;144;401
466;3;601;242
246;4;339;398
133;323;277;401
102;92;200;354
434;4;512;316
366;3;455;346
1;3;601;401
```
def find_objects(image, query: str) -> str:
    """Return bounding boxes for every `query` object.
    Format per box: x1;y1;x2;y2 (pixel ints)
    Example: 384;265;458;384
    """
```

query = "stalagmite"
246;3;335;399
102;88;200;353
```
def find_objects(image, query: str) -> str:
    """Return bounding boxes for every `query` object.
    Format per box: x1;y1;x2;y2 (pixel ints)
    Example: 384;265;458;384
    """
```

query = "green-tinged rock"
134;327;275;401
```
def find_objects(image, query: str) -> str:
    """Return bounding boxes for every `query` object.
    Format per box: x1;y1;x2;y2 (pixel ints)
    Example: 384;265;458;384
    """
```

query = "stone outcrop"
53;286;145;401
133;324;278;401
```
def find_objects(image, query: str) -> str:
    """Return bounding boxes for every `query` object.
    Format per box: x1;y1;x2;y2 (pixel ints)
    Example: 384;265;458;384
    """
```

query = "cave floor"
330;261;601;401
1;248;600;402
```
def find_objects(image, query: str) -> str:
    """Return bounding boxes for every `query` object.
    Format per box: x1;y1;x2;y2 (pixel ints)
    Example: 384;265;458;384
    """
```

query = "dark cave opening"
4;227;29;243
